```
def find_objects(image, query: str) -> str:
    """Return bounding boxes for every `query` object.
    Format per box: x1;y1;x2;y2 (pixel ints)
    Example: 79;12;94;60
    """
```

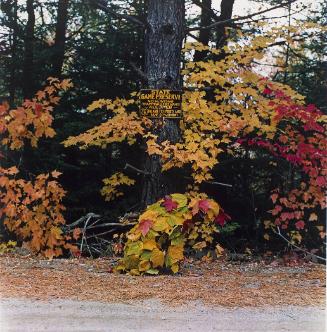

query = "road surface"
0;298;325;332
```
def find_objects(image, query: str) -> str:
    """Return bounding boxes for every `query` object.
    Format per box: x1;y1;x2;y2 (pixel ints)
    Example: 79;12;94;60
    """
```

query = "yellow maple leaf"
151;249;165;268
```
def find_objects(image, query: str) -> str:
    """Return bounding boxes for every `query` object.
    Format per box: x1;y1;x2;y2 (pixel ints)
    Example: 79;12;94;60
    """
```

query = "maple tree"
64;23;326;250
0;78;79;259
101;172;135;202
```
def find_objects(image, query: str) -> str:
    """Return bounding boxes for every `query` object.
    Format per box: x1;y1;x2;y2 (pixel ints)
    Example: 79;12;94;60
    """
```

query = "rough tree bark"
216;0;235;49
194;0;212;62
22;0;35;99
9;0;18;105
53;0;69;77
141;0;185;207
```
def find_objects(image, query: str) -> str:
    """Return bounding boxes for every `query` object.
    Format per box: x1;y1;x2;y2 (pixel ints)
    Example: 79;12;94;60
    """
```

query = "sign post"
139;89;182;118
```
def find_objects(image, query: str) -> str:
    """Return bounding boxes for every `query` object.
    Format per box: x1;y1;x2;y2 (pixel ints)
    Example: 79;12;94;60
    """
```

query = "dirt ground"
0;253;325;331
0;253;325;307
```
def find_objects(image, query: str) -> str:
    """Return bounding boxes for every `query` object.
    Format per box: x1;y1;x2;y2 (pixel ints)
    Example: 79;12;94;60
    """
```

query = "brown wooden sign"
139;89;182;118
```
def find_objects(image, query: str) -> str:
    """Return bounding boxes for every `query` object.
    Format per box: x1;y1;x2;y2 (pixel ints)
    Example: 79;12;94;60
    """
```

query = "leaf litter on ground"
0;253;325;307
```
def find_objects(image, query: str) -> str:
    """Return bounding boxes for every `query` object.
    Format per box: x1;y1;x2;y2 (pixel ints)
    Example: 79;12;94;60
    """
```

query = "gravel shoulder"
0;254;325;307
0;254;325;331
0;298;325;332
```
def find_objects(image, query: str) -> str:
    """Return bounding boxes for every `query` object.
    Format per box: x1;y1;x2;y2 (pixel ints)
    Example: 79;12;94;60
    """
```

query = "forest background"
0;0;326;264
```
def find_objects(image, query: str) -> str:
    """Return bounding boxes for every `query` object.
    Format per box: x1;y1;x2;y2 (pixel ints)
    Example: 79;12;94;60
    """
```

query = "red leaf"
214;210;231;227
270;193;278;204
35;103;43;117
306;104;316;113
162;196;178;212
138;219;153;236
316;176;326;187
198;199;210;213
182;219;194;232
263;87;272;95
295;220;305;230
271;205;282;216
72;228;82;240
72;249;81;258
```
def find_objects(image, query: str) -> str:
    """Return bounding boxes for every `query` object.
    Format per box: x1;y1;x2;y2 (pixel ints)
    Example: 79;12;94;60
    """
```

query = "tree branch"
124;163;151;176
188;0;299;32
191;0;220;21
274;226;326;262
129;61;147;81
184;176;232;187
89;0;145;27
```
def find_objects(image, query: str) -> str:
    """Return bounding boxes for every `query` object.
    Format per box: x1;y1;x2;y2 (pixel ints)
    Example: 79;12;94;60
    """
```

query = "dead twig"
188;0;299;32
124;163;151;175
274;226;326;262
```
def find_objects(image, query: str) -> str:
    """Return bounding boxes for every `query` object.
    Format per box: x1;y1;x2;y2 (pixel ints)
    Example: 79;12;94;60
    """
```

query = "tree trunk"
194;0;212;62
53;0;69;77
9;0;18;106
141;0;185;207
22;0;35;99
216;0;234;49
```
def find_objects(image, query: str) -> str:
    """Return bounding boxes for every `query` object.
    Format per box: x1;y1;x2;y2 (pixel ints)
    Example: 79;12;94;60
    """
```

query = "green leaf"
146;229;159;239
167;214;184;226
171;235;185;246
145;268;159;275
123;254;139;269
126;241;143;256
152;217;170;232
171;193;188;209
165;254;173;268
147;202;166;215
168;226;181;239
140;251;152;261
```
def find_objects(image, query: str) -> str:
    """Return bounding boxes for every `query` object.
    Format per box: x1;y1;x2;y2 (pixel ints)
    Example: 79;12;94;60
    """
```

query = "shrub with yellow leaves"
116;193;230;275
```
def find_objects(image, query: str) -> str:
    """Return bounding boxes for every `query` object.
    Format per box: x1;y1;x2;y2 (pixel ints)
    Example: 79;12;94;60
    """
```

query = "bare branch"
205;180;232;188
66;213;101;228
188;0;299;32
89;0;145;27
191;0;220;21
129;61;147;81
184;176;232;187
187;31;202;42
124;163;150;176
87;222;136;230
274;226;326;262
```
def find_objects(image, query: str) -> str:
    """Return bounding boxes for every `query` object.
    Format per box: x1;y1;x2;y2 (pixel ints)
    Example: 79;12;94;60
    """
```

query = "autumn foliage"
116;193;230;275
0;78;79;259
1;23;325;264
64;24;326;249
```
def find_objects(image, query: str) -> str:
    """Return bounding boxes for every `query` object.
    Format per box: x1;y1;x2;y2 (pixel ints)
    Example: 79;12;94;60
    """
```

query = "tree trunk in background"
9;0;18;106
216;0;234;49
194;0;212;62
53;0;69;77
141;0;185;207
22;0;35;99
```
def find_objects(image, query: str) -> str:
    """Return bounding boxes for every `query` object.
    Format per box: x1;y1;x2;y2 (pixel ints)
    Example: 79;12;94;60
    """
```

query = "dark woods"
0;0;326;257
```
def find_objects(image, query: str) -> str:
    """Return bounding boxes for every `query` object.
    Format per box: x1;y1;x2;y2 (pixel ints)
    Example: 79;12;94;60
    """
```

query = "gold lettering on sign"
139;89;182;118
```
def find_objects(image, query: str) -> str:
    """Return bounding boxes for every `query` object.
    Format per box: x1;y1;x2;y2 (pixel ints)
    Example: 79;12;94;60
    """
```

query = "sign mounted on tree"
139;89;182;118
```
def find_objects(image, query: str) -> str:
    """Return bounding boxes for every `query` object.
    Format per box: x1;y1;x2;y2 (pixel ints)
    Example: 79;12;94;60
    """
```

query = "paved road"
0;298;325;332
